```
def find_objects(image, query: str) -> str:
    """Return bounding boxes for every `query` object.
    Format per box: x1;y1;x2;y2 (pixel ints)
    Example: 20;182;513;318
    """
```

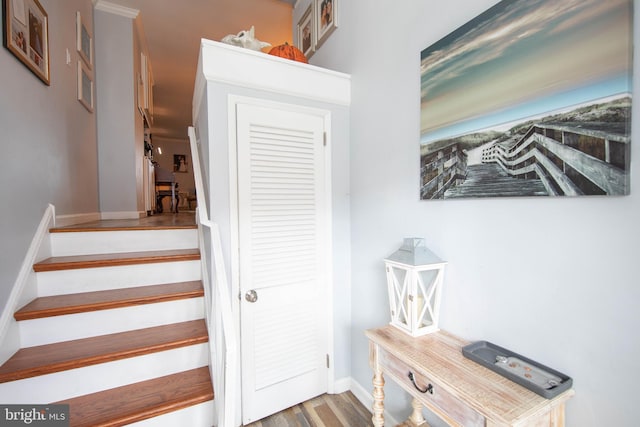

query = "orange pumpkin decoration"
268;42;308;64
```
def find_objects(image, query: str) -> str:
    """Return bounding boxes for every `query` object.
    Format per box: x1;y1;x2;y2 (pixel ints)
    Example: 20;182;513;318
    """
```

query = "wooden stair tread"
0;320;207;383
14;281;204;321
55;367;213;427
33;249;200;272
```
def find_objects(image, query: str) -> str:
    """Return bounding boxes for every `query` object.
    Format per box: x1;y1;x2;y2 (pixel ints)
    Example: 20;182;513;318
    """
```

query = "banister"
188;126;237;427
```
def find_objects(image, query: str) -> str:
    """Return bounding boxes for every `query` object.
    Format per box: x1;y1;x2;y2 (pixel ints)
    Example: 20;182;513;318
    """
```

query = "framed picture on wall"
314;0;337;48
76;11;92;68
173;154;188;173
419;0;632;200
2;0;50;85
77;60;93;112
296;4;314;59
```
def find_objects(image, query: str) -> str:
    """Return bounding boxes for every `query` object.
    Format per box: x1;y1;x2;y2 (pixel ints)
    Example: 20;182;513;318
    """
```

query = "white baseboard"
100;211;145;220
349;377;400;426
332;376;351;394
55;212;101;227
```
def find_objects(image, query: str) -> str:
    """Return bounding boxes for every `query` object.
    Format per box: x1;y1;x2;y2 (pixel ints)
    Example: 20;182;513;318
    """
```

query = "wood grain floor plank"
50;213;197;232
14;281;203;320
314;403;343;427
245;392;372;427
0;320;207;383
333;391;373;426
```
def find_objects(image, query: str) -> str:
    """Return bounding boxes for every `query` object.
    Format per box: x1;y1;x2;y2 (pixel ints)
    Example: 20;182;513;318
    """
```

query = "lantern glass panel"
388;266;409;326
416;270;436;327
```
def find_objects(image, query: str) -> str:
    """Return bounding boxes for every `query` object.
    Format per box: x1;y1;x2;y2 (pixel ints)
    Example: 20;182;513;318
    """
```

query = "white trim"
227;95;241;363
100;211;145;220
192;51;206;125
332;376;351;394
323;109;335;395
198;39;351;106
226;96;243;426
93;0;140;19
0;204;55;365
54;212;101;227
350;377;401;426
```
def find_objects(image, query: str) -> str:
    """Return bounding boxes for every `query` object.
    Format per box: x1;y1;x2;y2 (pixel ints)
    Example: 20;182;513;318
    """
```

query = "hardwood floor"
51;212;197;231
244;392;373;427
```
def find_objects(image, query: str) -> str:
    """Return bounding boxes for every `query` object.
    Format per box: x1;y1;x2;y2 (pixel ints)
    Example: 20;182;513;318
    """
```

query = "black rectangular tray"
462;341;572;399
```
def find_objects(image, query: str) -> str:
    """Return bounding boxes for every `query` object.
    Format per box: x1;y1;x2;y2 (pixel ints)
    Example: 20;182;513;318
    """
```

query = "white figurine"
221;26;271;51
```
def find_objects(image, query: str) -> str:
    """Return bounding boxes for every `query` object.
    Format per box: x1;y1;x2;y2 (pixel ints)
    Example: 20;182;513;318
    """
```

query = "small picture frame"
2;0;50;85
77;61;93;112
296;4;314;59
173;154;188;173
76;11;92;68
314;0;337;48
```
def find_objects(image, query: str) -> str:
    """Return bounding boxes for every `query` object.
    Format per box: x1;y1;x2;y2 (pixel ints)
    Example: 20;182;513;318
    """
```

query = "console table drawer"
378;347;485;427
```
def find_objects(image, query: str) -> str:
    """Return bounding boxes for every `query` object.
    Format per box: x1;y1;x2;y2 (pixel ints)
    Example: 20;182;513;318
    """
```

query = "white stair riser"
0;343;209;404
36;260;202;296
19;298;205;347
128;400;214;427
51;229;198;256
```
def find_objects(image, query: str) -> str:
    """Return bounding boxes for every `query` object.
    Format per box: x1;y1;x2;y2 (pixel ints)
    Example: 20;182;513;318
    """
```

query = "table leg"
408;398;427;426
550;402;565;427
372;370;385;427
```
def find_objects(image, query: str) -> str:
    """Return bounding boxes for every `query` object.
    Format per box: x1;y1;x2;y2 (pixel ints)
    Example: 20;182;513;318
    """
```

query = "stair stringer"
0;204;55;366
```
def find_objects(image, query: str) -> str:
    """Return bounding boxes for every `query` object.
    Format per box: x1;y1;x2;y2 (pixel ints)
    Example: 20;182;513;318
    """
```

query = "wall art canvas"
420;0;633;199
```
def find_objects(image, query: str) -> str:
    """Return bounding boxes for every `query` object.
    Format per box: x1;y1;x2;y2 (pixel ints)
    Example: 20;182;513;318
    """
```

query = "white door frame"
227;94;335;420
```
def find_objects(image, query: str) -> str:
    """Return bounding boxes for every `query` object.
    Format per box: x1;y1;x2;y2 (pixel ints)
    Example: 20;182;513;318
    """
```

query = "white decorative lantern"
384;238;447;337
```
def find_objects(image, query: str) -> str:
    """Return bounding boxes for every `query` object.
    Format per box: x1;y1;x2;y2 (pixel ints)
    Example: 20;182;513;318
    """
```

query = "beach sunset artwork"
419;0;633;200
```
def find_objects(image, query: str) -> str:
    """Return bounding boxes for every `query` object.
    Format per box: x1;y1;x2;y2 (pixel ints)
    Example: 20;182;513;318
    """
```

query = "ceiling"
100;0;296;142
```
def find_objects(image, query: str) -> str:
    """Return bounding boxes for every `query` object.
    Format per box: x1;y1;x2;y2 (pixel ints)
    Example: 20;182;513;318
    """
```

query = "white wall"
94;7;148;217
295;0;640;425
0;0;98;307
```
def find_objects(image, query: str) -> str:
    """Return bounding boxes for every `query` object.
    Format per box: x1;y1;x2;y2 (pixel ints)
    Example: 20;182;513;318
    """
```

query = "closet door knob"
245;290;258;303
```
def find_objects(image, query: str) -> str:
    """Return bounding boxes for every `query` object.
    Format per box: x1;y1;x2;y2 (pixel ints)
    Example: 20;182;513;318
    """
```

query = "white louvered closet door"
236;102;329;424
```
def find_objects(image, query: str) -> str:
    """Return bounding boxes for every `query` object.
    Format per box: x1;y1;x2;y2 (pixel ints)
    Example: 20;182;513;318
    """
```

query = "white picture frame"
77;60;93;112
76;11;92;68
314;0;337;49
296;4;314;59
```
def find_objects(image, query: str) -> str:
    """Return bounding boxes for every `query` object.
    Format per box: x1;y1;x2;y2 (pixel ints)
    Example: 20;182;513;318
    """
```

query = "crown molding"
196;39;351;108
93;0;139;19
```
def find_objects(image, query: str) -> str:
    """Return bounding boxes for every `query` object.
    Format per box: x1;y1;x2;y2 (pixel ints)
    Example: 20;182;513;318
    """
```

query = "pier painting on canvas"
419;0;633;200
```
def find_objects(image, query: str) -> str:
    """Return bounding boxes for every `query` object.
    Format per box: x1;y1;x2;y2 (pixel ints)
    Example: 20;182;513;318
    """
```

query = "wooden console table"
366;326;574;427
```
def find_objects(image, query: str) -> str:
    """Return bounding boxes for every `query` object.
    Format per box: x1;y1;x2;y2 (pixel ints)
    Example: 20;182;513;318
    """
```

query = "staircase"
0;218;215;426
444;163;548;198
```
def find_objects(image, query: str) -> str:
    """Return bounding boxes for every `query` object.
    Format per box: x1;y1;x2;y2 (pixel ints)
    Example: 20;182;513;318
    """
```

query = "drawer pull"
408;372;433;394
